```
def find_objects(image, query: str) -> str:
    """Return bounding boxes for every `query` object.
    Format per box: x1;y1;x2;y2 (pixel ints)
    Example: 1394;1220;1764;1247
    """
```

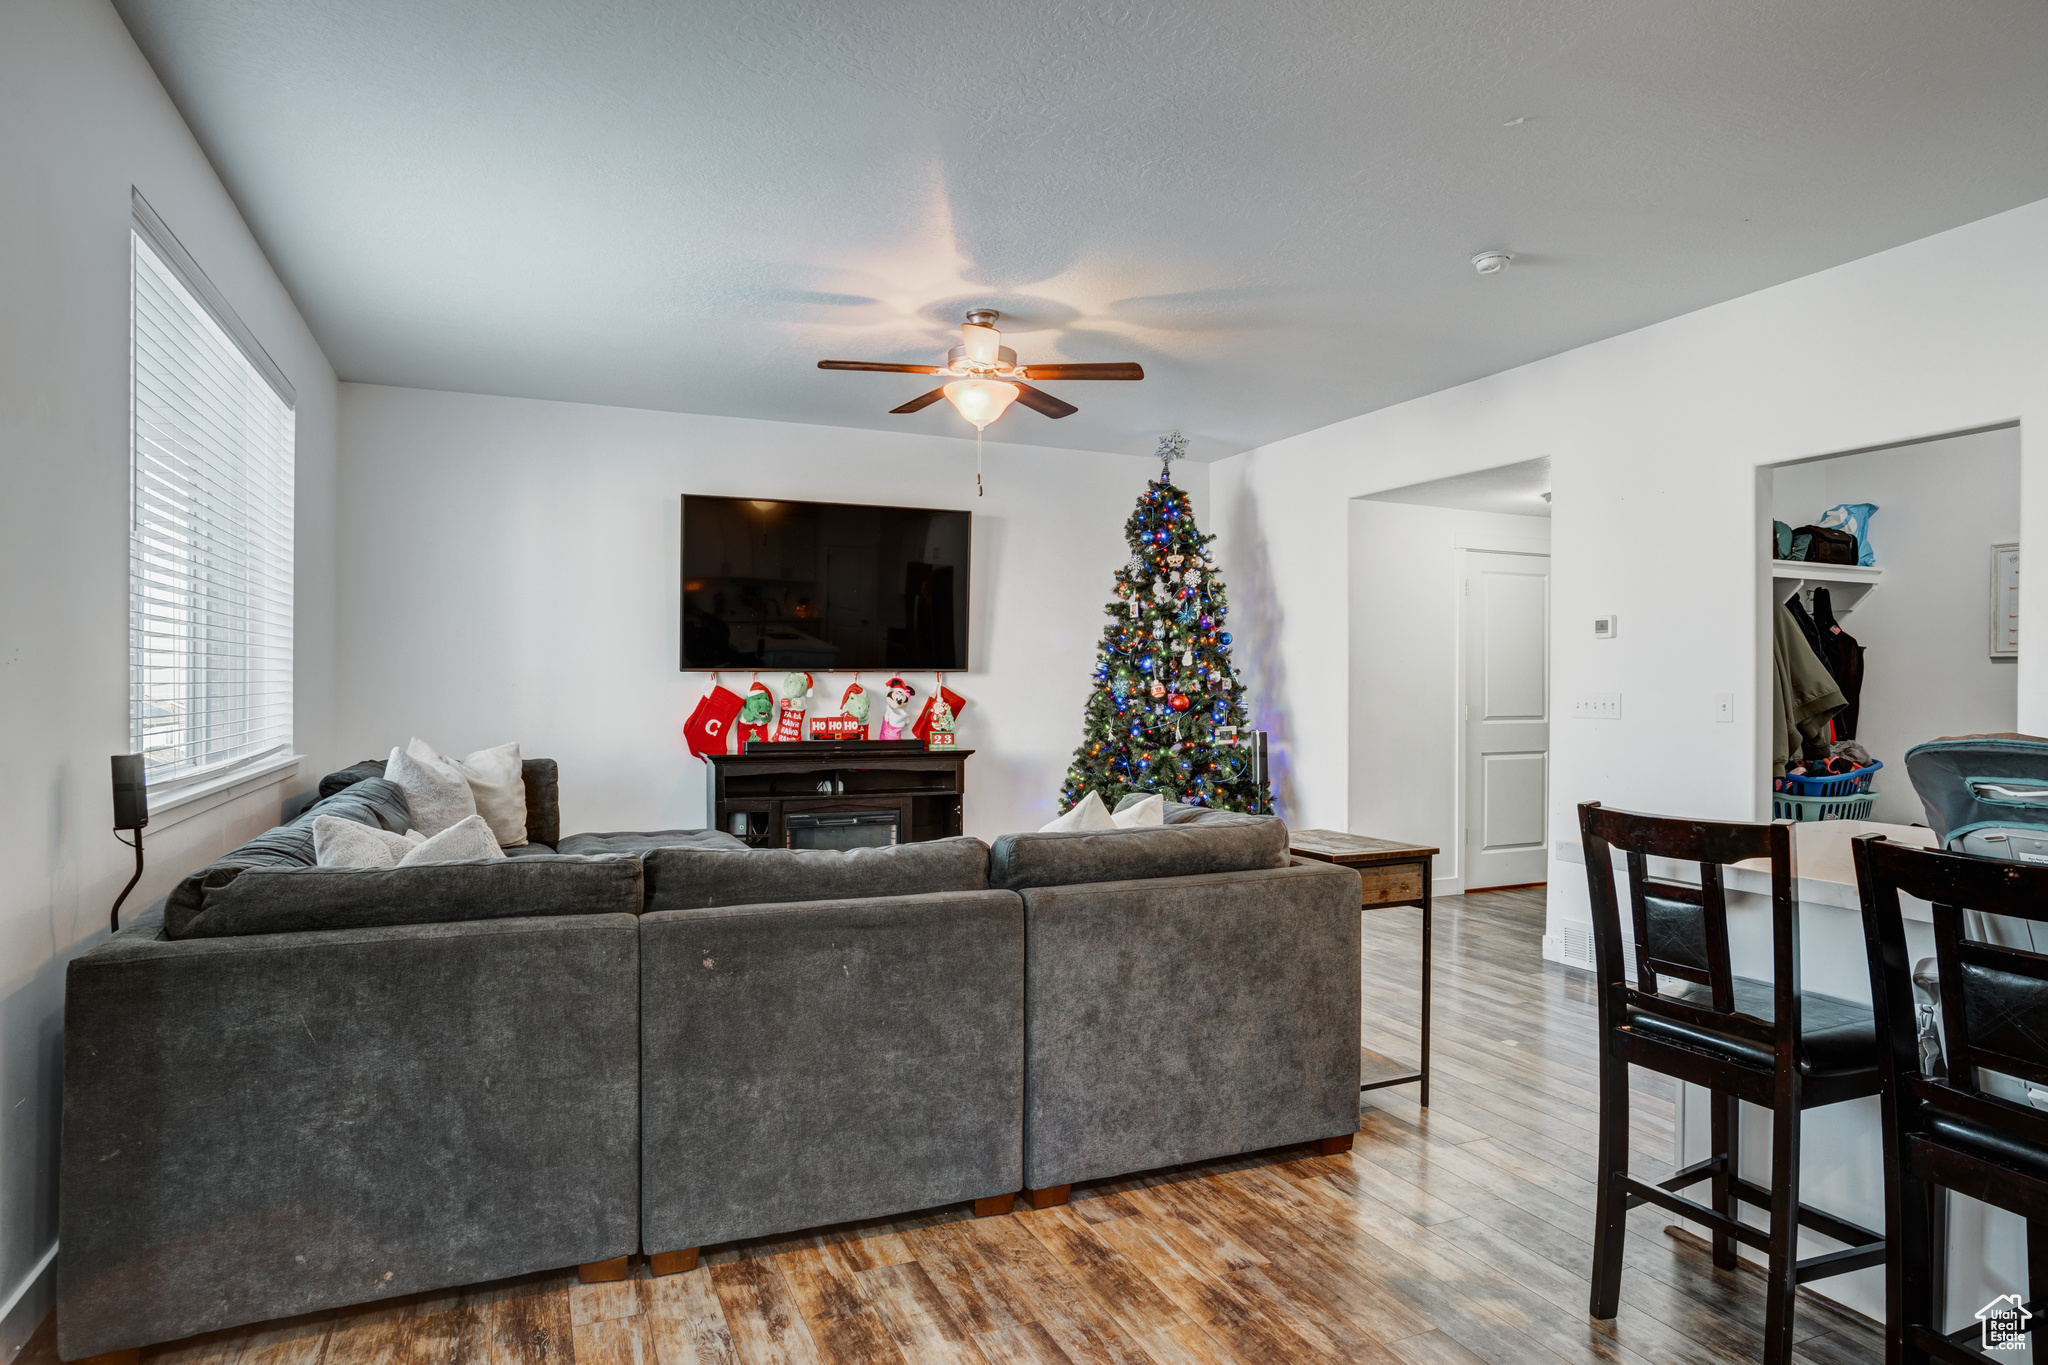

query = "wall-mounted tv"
681;496;971;671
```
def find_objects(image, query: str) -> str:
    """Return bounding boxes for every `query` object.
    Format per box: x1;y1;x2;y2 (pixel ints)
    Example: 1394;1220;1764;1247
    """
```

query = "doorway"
1347;457;1551;896
1460;548;1551;889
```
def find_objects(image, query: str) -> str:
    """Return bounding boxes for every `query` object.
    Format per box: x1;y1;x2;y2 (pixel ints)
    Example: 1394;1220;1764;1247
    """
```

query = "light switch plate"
1573;693;1622;719
1593;614;1619;640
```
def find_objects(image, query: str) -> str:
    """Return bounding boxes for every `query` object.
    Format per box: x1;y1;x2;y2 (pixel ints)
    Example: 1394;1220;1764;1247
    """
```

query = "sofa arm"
58;907;639;1360
639;891;1024;1254
1019;858;1362;1190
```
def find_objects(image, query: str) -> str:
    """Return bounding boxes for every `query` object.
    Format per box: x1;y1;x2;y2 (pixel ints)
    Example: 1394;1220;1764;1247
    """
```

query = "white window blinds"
130;214;296;791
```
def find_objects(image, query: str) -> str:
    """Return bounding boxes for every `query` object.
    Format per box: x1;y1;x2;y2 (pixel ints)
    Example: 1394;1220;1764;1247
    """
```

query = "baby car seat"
1906;733;2048;863
1906;735;2048;1103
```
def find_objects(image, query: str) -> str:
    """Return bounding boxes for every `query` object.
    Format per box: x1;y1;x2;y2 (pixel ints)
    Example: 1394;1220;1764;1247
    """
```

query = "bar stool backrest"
1855;835;2048;1145
1579;802;1801;1058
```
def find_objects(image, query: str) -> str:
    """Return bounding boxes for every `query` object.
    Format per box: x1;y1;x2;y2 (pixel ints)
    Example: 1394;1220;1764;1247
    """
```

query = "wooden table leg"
1419;857;1433;1108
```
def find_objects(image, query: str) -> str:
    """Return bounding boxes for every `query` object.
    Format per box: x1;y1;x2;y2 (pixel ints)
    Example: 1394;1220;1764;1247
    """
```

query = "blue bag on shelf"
1818;502;1878;566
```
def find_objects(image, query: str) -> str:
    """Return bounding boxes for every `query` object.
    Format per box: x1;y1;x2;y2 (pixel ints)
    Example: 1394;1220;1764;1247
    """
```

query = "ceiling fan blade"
890;387;949;414
1019;363;1143;381
1010;382;1078;419
819;361;946;374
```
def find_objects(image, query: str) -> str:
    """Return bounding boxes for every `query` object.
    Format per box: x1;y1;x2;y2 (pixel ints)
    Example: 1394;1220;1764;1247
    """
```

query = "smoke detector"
1472;251;1513;276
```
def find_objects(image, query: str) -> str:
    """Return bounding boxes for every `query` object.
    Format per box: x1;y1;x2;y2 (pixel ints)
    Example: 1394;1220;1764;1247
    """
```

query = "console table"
707;740;971;847
1289;829;1437;1108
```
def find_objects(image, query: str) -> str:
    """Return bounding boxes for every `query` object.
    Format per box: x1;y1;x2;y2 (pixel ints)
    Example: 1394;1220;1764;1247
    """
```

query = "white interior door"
1461;550;1551;890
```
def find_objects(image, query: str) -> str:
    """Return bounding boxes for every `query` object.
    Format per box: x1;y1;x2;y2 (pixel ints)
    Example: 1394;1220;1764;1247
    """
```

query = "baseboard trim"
1;1241;57;1361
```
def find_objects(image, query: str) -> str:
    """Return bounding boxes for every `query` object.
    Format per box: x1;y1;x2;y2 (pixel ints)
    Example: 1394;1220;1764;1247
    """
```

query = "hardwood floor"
22;888;1884;1364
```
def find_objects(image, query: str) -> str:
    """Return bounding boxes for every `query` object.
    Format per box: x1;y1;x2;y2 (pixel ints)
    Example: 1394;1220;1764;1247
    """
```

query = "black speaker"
111;753;148;830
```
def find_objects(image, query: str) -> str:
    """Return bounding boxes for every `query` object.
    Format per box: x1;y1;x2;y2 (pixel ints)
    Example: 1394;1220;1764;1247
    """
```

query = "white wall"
0;0;340;1351
336;384;1186;841
1210;193;2048;931
1347;501;1550;891
1772;427;2020;823
1212;195;2048;1322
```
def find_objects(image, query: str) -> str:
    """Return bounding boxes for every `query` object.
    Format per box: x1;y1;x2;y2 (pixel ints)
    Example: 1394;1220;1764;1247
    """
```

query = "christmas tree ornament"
683;682;744;762
1055;459;1270;814
880;677;916;740
735;681;775;748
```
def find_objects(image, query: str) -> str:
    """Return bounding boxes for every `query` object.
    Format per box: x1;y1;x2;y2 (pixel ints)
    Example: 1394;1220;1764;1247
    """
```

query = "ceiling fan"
817;309;1143;430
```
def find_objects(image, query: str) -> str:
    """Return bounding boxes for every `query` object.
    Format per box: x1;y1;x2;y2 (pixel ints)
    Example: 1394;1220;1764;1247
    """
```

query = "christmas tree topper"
1155;431;1187;482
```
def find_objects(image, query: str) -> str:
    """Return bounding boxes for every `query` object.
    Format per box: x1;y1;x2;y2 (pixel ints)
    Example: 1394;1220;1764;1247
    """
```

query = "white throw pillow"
313;815;427;869
446;740;528;847
398;814;508;866
384;739;478;838
1111;793;1165;829
1039;791;1117;833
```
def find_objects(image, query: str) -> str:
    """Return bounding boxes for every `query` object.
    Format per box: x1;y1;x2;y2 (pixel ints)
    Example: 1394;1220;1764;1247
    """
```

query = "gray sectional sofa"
57;764;1361;1361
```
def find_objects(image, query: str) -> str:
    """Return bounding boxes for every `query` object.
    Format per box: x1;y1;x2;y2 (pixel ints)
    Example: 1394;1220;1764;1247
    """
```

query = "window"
130;192;296;791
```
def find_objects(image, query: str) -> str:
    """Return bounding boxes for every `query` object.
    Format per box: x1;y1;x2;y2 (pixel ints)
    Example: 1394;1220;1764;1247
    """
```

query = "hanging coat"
1809;587;1865;741
1785;592;1827;667
1774;602;1846;770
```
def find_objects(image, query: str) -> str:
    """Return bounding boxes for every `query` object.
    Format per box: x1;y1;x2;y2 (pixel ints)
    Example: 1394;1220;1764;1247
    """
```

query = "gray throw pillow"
170;855;644;939
644;837;990;913
986;817;1290;891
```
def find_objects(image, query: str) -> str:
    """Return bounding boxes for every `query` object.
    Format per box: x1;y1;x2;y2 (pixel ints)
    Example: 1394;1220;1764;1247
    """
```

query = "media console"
707;739;972;848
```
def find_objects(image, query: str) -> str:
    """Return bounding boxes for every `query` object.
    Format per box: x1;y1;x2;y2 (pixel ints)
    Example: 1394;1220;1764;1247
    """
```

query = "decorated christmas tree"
1058;434;1272;814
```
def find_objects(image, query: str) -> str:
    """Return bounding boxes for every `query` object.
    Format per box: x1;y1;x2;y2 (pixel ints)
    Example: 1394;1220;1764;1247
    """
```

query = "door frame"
1452;531;1552;895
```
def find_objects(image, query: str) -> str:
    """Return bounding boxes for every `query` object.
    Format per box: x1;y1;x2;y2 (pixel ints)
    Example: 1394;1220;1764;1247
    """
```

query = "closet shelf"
1772;560;1881;613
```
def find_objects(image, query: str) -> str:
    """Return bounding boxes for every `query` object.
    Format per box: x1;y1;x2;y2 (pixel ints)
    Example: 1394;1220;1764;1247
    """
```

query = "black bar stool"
1579;802;1887;1364
1856;834;2048;1365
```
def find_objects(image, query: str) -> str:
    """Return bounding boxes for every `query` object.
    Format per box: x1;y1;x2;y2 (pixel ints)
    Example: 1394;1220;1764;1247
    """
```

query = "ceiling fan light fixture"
943;379;1019;429
961;322;1004;365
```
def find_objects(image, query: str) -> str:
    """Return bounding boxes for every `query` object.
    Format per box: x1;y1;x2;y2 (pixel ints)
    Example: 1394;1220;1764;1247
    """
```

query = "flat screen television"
680;496;970;671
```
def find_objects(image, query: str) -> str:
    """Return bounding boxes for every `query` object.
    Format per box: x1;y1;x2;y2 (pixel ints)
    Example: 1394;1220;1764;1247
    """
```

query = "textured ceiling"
113;0;2048;460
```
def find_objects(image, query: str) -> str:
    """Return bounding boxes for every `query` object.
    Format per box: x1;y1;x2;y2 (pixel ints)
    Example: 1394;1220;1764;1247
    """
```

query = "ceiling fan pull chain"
976;428;984;497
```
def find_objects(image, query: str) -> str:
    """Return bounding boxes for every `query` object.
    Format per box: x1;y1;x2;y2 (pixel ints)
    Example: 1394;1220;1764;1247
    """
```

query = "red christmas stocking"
911;684;966;744
683;684;743;762
772;670;813;742
734;682;775;748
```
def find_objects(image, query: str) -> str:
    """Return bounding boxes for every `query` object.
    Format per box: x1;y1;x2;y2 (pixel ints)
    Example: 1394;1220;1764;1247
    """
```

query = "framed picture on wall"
1991;542;2019;658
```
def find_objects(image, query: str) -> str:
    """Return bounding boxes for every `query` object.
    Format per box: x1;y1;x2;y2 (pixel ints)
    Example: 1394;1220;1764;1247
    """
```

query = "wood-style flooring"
23;887;1885;1364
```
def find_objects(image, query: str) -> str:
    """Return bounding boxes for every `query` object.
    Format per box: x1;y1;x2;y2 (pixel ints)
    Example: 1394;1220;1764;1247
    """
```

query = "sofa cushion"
503;840;560;857
317;759;387;799
987;817;1290;891
170;855;645;939
645;837;990;913
321;757;561;847
384;740;479;837
400;814;507;865
164;778;414;938
312;815;424;868
556;829;746;858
